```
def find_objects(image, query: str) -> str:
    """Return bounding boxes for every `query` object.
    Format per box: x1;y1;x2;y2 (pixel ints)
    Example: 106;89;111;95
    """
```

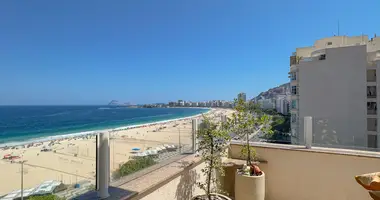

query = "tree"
196;115;230;200
228;98;272;169
246;101;262;115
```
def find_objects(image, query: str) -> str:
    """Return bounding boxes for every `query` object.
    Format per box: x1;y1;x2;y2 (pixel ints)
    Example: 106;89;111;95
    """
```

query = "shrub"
28;194;65;200
113;156;157;179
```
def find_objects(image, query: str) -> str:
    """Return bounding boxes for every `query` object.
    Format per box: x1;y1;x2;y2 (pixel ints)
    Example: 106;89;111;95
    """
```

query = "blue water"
0;106;209;145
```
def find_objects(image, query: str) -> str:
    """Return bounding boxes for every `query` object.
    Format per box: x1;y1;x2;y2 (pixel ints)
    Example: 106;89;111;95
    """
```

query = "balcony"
97;141;380;200
289;72;297;82
3;115;380;200
299;54;326;64
290;55;297;66
300;57;314;63
291;100;297;110
310;49;326;57
368;50;380;62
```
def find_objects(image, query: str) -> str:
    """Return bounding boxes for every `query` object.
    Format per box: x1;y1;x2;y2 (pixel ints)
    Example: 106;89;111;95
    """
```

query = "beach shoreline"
0;108;211;148
0;108;234;197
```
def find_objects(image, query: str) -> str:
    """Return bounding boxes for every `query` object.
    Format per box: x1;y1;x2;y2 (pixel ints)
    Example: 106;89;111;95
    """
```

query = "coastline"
0;108;211;148
0;108;234;197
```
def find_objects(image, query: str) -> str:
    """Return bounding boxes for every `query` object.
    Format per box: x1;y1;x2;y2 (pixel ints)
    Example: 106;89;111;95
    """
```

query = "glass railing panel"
0;135;97;199
312;117;380;152
109;120;183;184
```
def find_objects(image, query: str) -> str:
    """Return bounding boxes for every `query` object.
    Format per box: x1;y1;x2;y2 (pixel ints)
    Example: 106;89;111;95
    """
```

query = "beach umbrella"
132;148;140;151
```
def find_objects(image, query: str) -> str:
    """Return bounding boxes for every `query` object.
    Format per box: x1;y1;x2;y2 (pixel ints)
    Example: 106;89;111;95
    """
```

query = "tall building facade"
276;96;289;115
258;99;275;110
238;92;247;102
289;35;380;148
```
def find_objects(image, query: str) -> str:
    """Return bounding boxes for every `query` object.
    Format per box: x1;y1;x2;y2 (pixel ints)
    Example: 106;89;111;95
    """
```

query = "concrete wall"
137;143;380;200
296;46;314;57
367;37;380;52
139;162;206;200
297;45;368;147
229;143;380;200
296;36;370;58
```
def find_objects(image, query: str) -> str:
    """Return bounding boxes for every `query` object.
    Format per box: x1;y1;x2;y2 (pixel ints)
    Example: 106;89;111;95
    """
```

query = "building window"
367;118;377;131
367;69;376;82
368;135;378;148
291;114;297;123
319;54;326;60
291;86;298;95
291;100;297;109
327;42;332;45
290;72;297;81
368;102;377;115
367;86;377;98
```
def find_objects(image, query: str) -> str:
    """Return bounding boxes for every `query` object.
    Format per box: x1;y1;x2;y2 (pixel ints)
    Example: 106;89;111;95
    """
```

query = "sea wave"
98;107;111;110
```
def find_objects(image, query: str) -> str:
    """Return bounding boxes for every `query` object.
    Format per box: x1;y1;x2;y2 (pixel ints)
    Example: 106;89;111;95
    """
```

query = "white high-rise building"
178;100;185;107
289;35;380;148
276;97;289;115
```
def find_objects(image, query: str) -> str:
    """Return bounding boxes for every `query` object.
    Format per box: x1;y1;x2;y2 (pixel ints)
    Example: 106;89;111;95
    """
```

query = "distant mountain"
252;83;290;101
108;100;131;106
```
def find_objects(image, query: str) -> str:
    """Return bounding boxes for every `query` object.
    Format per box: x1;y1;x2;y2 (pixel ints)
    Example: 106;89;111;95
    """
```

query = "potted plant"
296;55;303;64
192;116;232;200
228;98;272;200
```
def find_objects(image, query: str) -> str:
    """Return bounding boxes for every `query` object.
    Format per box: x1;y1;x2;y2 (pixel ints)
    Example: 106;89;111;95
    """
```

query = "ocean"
0;106;209;146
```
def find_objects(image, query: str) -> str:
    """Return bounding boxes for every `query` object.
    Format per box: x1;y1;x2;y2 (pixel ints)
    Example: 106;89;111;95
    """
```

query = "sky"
0;0;379;105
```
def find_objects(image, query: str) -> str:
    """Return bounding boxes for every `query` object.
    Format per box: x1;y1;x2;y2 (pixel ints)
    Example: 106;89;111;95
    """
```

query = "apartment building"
289;35;380;148
276;96;289;115
258;98;275;110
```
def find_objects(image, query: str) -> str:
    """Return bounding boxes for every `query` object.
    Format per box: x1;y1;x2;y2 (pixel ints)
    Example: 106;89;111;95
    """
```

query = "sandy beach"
0;108;234;196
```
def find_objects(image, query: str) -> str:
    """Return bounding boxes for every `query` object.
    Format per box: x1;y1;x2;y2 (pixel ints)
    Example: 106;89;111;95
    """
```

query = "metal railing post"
192;119;198;154
97;132;110;199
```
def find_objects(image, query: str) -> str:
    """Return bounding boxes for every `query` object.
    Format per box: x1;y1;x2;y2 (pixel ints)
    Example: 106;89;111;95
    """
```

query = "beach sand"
0;108;234;196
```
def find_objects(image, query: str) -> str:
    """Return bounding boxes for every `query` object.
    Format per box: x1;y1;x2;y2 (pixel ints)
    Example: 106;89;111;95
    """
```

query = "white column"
304;116;312;149
192;119;198;153
98;132;110;199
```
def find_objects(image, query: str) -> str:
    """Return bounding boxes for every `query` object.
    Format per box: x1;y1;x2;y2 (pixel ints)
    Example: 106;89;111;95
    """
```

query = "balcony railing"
5;114;380;200
300;57;313;63
0;134;97;200
124;116;380;200
124;140;380;200
0;110;226;199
